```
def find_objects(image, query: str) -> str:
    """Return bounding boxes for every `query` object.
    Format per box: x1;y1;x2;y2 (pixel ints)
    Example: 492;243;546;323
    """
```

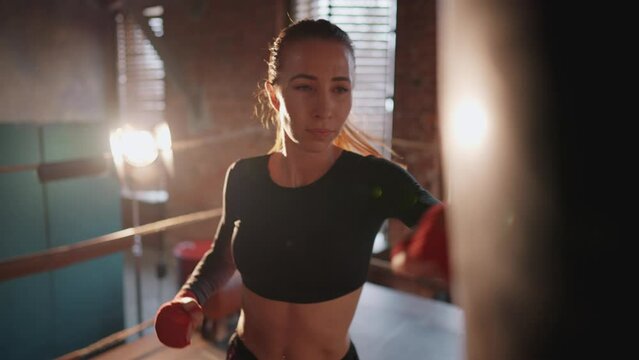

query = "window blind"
115;7;165;127
293;0;397;156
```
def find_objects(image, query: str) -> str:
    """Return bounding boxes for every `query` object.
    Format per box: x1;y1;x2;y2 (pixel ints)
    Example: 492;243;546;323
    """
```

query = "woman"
155;19;440;360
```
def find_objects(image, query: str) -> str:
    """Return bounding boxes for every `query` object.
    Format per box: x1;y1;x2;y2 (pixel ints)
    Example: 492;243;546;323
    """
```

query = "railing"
0;208;222;282
0;126;266;181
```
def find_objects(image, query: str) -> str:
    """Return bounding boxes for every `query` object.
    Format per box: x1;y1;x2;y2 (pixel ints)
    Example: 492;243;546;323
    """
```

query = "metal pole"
131;197;144;334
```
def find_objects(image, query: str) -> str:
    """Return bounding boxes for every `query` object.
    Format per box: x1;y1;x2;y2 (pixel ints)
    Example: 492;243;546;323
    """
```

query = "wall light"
110;126;159;168
109;122;173;203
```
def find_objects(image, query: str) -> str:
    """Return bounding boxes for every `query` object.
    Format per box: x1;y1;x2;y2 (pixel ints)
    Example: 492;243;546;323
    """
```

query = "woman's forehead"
278;39;354;79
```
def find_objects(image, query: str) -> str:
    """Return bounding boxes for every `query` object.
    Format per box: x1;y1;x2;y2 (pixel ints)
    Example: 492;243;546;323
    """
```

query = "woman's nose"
313;92;333;119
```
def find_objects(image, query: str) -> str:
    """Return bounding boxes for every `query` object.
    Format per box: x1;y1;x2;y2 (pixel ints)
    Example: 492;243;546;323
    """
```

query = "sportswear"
184;150;439;304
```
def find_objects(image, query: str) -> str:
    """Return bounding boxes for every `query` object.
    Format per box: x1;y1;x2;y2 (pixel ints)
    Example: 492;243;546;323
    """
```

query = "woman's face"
269;39;354;153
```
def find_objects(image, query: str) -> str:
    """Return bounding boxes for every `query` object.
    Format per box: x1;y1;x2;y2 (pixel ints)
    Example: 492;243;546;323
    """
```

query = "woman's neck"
272;142;342;188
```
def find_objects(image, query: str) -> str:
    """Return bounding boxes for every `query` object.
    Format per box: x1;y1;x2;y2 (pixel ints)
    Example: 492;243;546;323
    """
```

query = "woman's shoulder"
342;150;407;176
225;154;269;181
232;154;269;168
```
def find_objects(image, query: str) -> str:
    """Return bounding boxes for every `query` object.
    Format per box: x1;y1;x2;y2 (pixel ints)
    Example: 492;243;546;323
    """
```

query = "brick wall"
0;0;117;123
389;0;443;245
160;0;285;244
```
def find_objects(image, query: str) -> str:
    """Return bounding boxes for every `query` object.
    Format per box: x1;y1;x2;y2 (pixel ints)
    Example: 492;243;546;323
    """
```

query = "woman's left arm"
377;159;441;227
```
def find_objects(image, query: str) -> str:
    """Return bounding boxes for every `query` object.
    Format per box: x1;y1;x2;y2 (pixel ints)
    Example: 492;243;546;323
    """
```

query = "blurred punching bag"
439;1;624;359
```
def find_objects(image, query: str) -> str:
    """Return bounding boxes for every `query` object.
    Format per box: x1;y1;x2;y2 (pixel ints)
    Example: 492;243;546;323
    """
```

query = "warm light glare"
156;122;175;176
110;127;158;168
385;98;394;112
121;130;159;167
110;122;173;171
109;132;124;167
142;5;164;17
154;122;172;150
451;98;488;149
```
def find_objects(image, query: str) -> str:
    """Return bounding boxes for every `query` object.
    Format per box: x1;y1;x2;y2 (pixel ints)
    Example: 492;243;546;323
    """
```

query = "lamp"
110;122;174;200
109;122;174;327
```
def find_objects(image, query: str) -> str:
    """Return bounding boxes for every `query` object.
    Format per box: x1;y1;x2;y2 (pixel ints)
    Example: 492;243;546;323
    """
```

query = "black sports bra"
184;150;439;304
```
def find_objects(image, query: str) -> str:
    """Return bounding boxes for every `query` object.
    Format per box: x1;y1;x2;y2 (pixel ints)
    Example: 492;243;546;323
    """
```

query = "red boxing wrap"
391;203;450;281
154;290;202;348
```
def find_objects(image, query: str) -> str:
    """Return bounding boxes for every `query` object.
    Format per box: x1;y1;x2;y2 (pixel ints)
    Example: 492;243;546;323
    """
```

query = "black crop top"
183;150;439;304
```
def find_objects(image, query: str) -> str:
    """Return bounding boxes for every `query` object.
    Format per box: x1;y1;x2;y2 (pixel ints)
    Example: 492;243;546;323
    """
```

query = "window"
115;6;166;128
293;0;397;157
115;7;168;203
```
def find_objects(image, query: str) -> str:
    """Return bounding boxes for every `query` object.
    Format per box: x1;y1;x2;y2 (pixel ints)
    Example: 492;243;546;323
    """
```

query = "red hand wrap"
392;203;450;281
154;290;202;348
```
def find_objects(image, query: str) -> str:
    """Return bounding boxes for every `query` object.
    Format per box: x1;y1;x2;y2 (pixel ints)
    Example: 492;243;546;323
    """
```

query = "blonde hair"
254;19;388;158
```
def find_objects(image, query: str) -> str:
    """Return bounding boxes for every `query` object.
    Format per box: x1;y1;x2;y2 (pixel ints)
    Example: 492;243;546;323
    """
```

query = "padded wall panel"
41;123;110;162
47;176;123;355
0;123;124;359
42;124;123;356
0;124;54;360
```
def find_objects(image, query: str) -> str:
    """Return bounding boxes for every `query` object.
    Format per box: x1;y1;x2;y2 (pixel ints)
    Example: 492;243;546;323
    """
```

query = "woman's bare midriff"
235;285;363;360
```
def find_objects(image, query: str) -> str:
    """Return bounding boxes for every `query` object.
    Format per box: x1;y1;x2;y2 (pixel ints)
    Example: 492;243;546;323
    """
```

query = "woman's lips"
306;129;335;138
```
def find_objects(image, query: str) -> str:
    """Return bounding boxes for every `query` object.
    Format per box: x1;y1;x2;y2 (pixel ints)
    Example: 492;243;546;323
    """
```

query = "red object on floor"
173;239;213;284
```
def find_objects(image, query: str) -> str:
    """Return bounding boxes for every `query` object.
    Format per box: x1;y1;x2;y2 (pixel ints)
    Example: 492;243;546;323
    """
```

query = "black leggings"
226;333;359;360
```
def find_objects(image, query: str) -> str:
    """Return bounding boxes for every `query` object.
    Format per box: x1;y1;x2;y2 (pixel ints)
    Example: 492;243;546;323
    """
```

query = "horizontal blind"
294;0;396;155
115;7;165;127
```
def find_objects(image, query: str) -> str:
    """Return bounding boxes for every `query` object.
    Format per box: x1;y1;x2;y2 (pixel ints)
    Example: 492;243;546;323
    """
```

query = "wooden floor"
95;333;226;360
96;283;464;360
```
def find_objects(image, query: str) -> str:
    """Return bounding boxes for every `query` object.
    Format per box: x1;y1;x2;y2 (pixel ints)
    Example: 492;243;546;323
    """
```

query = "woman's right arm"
155;162;240;348
180;161;240;305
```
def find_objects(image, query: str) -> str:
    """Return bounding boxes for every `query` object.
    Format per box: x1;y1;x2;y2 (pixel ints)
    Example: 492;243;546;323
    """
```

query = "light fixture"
109;121;173;328
110;125;160;168
109;122;174;198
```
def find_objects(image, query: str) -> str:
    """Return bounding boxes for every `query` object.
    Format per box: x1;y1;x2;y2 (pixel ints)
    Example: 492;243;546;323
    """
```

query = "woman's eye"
334;87;350;94
294;85;313;91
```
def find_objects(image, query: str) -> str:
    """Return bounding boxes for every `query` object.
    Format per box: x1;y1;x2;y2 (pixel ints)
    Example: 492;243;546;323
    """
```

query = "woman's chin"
304;141;337;153
289;138;335;153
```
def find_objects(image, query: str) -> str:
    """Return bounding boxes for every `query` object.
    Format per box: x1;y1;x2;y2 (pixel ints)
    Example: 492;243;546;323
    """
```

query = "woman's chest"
230;182;382;270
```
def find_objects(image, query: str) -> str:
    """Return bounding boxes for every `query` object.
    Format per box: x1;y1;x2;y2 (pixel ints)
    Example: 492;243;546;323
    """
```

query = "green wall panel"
0;123;124;359
0;275;54;360
51;255;123;356
0;124;40;167
47;175;122;246
0;275;54;359
46;173;123;356
0;124;45;261
0;125;52;359
0;171;47;260
41;123;110;162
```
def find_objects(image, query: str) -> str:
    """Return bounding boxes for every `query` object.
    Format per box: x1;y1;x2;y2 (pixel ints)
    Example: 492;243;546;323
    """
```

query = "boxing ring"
94;282;464;360
0;131;462;359
0;203;464;360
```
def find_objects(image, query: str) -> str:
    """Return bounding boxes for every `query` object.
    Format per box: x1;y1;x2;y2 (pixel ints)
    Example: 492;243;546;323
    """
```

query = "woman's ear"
265;81;280;112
